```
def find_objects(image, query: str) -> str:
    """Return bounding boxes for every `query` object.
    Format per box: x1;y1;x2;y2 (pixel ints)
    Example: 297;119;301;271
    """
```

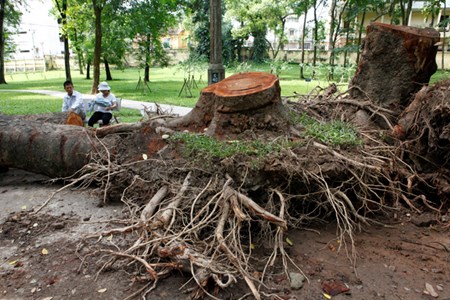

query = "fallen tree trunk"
0;115;95;177
2;111;82;125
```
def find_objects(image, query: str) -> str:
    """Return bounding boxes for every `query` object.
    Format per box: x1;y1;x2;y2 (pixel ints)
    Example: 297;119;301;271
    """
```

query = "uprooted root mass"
48;91;447;299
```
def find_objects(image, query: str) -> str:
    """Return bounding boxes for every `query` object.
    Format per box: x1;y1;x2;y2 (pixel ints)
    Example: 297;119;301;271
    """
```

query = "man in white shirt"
62;80;86;120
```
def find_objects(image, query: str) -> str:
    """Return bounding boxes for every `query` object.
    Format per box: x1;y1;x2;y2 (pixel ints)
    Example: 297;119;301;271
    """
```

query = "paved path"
0;89;192;116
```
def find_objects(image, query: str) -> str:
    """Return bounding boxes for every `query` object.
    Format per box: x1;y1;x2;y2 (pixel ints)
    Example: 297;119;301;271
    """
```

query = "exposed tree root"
20;80;447;299
65;125;408;299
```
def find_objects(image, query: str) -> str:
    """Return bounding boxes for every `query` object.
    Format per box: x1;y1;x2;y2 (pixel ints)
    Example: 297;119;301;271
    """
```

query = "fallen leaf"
250;243;255;250
142;154;148;160
323;293;332;299
41;248;49;255
322;279;350;296
98;288;107;293
285;237;293;246
42;297;53;300
106;234;113;241
21;205;27;210
8;260;17;265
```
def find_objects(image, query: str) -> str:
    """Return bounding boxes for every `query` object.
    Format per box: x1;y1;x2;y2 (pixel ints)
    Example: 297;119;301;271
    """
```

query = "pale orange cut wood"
167;72;289;137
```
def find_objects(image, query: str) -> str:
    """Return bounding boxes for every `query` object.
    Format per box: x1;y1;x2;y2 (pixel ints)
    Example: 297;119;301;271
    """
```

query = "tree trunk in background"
300;7;308;79
144;64;150;82
312;0;318;66
105;59;112;80
404;0;413;26
64;37;71;81
327;0;337;80
61;0;71;81
441;2;447;70
0;0;7;84
74;30;84;75
349;22;440;108
356;8;366;64
91;0;102;94
86;60;91;80
144;36;151;82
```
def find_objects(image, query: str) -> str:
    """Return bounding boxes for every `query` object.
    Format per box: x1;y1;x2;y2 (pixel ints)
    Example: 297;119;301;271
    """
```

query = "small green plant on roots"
290;112;363;146
170;132;300;163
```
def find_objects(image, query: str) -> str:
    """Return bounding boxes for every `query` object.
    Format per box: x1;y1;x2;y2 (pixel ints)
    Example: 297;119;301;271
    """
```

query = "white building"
9;0;63;60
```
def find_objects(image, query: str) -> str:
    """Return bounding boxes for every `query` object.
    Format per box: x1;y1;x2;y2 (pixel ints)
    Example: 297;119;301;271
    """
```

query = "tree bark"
167;72;289;137
0;0;7;84
86;59;91;80
15;111;82;125
62;0;71;81
105;59;112;80
349;22;440;108
91;0;102;94
0;114;95;178
300;6;307;79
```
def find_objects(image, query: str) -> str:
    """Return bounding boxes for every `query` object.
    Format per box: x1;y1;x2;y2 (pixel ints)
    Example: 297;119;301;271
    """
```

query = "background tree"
225;0;269;62
399;0;414;25
101;2;130;80
185;0;210;58
437;0;447;69
91;0;104;93
225;0;299;61
127;0;180;82
222;20;242;64
0;0;24;84
327;0;349;79
59;0;92;76
292;0;312;79
422;0;442;26
53;0;72;81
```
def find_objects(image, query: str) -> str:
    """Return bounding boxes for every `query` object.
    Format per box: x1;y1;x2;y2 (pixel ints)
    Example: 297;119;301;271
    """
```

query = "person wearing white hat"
88;81;117;127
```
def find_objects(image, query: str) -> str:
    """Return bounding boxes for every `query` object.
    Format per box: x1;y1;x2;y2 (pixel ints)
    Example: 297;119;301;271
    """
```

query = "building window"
439;15;449;31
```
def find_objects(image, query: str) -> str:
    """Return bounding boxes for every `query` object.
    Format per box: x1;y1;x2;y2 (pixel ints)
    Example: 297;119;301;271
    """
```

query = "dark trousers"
88;112;113;127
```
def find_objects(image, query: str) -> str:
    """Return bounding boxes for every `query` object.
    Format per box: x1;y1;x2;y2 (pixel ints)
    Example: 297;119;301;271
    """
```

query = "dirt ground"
1;169;449;300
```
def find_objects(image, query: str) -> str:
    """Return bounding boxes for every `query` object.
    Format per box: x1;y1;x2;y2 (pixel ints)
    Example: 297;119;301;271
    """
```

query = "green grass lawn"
1;63;449;123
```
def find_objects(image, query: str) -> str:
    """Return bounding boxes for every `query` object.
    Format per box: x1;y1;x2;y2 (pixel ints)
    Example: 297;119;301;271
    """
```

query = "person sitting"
62;80;86;120
88;82;117;127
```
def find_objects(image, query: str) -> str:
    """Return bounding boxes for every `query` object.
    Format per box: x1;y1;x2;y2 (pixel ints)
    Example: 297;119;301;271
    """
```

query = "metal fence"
4;59;46;73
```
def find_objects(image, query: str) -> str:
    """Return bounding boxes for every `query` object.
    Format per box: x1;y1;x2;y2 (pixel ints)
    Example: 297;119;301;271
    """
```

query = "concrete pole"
208;0;225;85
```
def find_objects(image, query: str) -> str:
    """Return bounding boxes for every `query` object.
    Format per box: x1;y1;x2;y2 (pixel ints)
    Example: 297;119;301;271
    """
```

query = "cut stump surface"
168;72;289;137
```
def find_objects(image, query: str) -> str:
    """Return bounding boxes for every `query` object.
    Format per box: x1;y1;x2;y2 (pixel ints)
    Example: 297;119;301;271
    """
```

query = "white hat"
98;82;111;91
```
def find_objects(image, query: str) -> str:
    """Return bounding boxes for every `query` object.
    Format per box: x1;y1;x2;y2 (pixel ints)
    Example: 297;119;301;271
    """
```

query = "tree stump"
167;72;290;137
349;22;440;108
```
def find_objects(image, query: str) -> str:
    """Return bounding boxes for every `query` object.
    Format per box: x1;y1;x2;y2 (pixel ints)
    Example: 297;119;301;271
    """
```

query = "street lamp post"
208;0;225;85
